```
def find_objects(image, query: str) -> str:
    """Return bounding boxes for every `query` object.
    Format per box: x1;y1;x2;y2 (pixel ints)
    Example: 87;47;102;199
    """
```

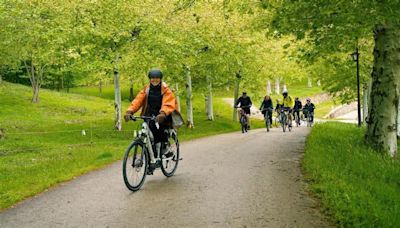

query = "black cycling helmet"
148;69;163;79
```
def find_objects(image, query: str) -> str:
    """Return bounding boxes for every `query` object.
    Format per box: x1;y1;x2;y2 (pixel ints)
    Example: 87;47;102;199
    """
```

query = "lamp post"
350;48;361;127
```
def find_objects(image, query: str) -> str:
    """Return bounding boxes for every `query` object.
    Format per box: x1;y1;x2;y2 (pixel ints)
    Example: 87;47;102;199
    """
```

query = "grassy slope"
0;82;263;210
303;122;400;227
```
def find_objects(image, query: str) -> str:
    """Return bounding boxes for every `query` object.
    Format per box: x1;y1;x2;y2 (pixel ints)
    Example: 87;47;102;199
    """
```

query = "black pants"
148;115;172;143
293;110;300;121
262;110;273;125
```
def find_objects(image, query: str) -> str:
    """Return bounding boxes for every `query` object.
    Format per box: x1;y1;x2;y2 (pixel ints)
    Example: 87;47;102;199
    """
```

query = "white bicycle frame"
136;121;158;164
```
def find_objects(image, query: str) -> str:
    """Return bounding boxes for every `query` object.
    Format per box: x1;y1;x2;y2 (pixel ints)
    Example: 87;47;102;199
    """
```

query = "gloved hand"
124;111;133;122
156;112;166;123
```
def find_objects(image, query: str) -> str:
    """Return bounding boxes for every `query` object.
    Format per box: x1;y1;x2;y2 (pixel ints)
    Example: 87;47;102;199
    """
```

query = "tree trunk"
308;77;312;87
32;83;40;103
24;61;42;103
266;80;271;95
99;80;103;96
398;99;400;138
175;83;181;112
275;77;280;94
114;56;122;131
283;84;287;92
129;79;134;101
206;77;214;120
185;66;194;128
317;80;321;86
233;76;240;121
0;74;2;84
56;76;60;91
366;23;400;157
362;82;370;124
0;128;4;139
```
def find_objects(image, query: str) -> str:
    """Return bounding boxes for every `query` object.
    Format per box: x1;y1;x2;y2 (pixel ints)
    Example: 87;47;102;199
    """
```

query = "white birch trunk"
398;99;400;137
317;80;321;86
275;78;280;95
185;67;194;128
266;80;271;95
308;77;312;88
114;55;122;131
283;84;287;92
175;83;181;112
366;23;400;157
207;78;214;120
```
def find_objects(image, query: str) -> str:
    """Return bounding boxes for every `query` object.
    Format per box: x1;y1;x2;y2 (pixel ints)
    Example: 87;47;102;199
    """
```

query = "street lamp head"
350;51;359;62
351;52;358;61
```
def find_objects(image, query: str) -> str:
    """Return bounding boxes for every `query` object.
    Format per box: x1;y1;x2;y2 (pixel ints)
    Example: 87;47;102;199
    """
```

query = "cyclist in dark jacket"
293;97;302;125
303;98;315;122
235;91;252;129
260;95;273;125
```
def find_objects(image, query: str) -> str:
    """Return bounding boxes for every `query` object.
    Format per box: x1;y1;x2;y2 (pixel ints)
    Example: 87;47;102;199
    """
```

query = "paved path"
0;127;330;227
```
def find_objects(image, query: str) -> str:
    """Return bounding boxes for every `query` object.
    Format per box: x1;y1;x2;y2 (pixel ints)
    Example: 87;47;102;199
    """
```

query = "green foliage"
304;122;400;227
0;0;315;101
250;0;396;103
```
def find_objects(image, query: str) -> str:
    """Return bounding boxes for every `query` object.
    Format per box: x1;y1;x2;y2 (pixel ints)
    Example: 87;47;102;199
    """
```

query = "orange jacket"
127;82;176;116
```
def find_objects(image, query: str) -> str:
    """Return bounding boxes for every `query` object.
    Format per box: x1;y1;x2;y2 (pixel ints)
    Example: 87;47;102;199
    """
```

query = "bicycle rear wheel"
308;115;313;127
265;114;270;132
281;115;286;132
161;132;180;177
240;116;247;133
123;141;148;191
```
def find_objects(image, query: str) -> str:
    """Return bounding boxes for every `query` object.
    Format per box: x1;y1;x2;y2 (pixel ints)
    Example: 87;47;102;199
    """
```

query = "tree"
257;0;400;156
0;0;72;102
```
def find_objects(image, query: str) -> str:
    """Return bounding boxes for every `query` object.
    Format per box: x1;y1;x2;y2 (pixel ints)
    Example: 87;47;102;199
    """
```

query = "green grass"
303;122;400;227
0;82;263;210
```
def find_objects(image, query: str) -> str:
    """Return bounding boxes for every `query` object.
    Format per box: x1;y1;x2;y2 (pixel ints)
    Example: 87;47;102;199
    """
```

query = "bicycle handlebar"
234;105;251;109
129;115;156;121
261;108;273;111
129;115;159;129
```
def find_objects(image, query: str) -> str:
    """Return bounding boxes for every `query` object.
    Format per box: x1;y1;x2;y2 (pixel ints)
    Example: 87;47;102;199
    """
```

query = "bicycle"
122;115;180;191
303;109;314;127
235;106;250;133
262;108;273;132
293;109;301;127
279;107;293;132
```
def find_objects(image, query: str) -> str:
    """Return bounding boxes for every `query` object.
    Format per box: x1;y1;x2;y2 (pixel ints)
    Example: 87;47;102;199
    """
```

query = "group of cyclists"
122;68;316;190
235;90;316;130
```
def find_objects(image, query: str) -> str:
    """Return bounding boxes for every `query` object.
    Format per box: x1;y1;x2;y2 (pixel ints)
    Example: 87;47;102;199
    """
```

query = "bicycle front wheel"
265;115;270;132
161;132;180;177
122;141;148;191
281;116;286;132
